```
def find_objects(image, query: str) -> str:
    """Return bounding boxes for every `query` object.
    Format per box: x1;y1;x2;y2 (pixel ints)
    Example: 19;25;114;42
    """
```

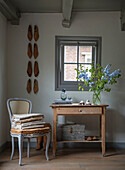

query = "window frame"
55;36;102;91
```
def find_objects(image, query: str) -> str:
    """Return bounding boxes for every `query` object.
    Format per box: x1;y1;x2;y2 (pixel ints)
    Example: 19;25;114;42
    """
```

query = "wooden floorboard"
0;148;125;170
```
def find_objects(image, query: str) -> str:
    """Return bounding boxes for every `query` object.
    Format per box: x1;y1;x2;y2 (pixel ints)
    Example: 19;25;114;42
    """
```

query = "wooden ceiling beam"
62;0;73;28
0;0;21;25
121;9;125;31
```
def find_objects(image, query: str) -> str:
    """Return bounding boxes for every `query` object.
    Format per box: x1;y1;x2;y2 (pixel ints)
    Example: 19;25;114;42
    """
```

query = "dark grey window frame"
55;36;102;91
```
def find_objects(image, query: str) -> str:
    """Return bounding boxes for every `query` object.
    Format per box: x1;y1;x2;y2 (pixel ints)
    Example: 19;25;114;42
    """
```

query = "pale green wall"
6;12;125;142
0;12;7;147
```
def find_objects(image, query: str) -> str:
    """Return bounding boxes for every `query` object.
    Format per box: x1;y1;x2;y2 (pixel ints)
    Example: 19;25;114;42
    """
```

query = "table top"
50;103;109;108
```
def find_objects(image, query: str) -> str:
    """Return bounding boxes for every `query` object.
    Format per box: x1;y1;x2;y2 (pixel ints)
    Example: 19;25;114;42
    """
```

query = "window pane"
55;36;101;91
64;46;77;63
79;64;92;78
79;46;92;63
64;64;77;81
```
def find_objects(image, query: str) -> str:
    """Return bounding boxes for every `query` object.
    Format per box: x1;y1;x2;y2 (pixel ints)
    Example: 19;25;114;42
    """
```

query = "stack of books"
53;99;73;104
11;113;45;130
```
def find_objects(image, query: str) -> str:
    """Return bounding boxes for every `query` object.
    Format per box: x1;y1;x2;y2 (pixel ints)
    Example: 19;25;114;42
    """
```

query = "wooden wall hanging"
34;25;39;41
34;43;38;59
34;79;39;94
27;43;32;59
26;25;39;94
27;79;32;94
34;61;39;77
27;61;32;77
27;25;32;41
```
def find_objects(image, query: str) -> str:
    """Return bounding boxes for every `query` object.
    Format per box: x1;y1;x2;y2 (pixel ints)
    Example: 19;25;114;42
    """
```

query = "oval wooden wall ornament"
34;25;39;41
27;79;32;94
26;25;39;94
27;61;32;77
34;43;38;59
34;61;39;77
27;25;32;41
27;43;32;59
34;79;39;94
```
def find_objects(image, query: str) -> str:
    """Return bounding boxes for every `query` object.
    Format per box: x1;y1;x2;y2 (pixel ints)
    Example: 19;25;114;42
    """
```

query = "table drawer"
57;107;102;115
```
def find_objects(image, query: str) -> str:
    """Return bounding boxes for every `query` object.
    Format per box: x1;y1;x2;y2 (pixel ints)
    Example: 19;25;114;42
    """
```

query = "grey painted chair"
7;98;51;166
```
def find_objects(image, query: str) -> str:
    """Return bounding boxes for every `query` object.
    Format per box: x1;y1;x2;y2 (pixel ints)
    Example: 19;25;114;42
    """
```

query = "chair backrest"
7;98;32;123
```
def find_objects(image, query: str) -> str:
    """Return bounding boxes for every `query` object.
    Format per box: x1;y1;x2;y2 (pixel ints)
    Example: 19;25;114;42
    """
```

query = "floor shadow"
105;149;125;157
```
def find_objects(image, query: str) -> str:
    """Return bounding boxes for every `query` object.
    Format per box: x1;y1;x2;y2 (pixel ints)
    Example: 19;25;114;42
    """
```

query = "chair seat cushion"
11;123;51;134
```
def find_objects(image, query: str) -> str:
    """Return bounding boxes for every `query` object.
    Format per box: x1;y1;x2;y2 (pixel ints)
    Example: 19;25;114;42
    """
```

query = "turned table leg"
53;109;57;157
101;107;106;156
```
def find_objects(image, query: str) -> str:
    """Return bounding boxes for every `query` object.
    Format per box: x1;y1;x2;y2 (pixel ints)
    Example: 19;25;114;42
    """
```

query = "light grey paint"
0;0;20;25
73;0;125;12
121;10;125;31
62;0;73;20
1;0;125;26
0;12;7;147
10;0;62;13
62;0;73;27
9;0;125;13
6;12;125;142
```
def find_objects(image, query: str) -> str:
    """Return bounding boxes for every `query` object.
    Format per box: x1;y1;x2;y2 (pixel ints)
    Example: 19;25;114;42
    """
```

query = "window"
55;36;102;91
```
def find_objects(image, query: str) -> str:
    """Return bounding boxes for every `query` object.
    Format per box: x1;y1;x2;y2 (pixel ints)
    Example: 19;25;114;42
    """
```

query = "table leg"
101;107;106;156
53;109;57;157
100;115;102;138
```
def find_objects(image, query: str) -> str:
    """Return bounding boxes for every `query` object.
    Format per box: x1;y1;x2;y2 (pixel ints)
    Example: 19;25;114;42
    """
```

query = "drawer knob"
70;127;72;133
79;110;82;112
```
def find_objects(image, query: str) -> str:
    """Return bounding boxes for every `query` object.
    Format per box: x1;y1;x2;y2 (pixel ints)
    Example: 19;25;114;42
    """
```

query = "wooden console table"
50;103;108;157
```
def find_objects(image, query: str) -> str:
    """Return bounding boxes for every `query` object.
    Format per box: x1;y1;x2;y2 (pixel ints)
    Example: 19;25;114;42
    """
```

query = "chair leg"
22;139;23;152
18;134;23;166
45;132;50;161
43;136;47;151
27;138;30;158
10;136;14;160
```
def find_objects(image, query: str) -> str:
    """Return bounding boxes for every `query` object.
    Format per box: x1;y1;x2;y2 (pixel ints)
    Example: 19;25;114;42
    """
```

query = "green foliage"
75;63;121;95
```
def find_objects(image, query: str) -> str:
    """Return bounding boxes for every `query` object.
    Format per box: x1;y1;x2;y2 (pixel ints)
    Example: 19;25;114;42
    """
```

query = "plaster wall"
0;12;7;147
7;12;125;142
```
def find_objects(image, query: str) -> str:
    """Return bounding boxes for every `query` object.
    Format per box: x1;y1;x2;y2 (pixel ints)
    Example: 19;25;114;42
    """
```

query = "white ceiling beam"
121;9;125;31
0;0;21;25
62;0;73;28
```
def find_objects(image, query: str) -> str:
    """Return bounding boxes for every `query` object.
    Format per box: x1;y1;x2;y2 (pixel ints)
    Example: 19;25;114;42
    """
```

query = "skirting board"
56;142;125;149
0;141;125;153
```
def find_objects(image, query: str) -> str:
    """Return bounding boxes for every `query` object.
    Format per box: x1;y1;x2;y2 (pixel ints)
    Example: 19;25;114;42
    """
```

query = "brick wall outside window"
64;46;92;81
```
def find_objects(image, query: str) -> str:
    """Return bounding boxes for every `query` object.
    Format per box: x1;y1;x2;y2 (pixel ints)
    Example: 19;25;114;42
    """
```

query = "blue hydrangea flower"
89;82;94;87
103;64;111;73
104;72;110;77
101;64;112;81
101;76;107;81
78;73;86;78
84;76;89;82
79;72;90;82
109;69;121;78
76;63;121;94
107;78;112;84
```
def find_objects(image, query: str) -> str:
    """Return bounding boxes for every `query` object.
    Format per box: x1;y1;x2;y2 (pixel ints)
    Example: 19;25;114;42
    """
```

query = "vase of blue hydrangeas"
75;63;121;105
92;90;101;105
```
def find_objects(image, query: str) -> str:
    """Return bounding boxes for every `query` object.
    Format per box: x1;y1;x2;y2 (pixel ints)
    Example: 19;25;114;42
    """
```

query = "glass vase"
92;91;101;105
61;89;67;100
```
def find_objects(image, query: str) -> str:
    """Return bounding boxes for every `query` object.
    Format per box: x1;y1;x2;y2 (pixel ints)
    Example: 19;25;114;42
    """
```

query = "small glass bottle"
61;89;67;100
